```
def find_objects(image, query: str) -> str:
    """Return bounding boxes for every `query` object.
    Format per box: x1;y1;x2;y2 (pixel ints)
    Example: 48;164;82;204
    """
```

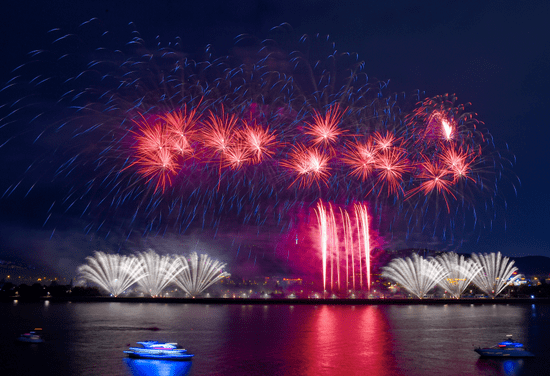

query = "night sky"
0;0;549;278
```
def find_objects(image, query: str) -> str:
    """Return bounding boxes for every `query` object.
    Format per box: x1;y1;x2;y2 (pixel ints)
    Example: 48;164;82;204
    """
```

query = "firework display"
0;20;518;294
136;250;186;297
76;251;147;297
76;250;229;297
381;254;448;299
382;252;521;298
0;21;510;243
314;201;371;292
435;252;483;298
470;252;520;298
173;252;231;297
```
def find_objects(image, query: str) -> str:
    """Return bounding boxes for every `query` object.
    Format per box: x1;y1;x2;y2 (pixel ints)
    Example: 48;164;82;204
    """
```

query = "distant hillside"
511;256;550;277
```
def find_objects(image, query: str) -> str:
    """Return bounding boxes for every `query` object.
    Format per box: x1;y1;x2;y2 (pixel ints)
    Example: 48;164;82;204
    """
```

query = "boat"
16;328;44;343
124;341;194;361
475;335;534;357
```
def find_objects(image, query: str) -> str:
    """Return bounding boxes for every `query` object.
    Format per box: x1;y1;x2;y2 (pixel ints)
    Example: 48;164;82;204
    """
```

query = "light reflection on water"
476;359;524;376
1;302;549;376
124;358;192;376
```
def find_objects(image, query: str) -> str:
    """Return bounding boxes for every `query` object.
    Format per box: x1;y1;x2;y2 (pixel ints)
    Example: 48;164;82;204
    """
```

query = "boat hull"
124;351;194;361
16;336;44;343
475;348;534;358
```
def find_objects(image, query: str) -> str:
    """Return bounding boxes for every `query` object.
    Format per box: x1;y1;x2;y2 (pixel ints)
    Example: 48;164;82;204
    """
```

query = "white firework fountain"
136;250;187;297
435;252;483;298
174;252;230;297
471;252;521;298
76;251;147;297
382;253;448;299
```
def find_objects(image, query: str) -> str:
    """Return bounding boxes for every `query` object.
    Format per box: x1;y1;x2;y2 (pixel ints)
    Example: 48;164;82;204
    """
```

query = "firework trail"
315;200;372;292
0;21;515;255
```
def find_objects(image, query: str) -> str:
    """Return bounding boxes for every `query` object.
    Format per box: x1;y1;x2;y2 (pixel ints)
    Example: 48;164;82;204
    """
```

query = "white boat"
475;335;534;357
124;341;194;361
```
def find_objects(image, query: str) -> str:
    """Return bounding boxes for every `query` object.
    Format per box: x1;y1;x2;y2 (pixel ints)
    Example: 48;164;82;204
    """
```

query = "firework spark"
174;252;231;297
281;144;331;188
435;252;482;298
1;22;513;255
76;251;147;297
136;250;187;297
471;252;521;298
304;104;347;148
381;253;448;299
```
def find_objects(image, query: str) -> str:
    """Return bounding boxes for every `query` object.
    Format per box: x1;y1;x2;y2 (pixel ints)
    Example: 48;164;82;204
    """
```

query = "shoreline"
3;296;548;305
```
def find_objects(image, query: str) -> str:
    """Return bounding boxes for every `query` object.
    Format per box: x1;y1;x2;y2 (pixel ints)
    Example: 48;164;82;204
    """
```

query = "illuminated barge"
475;336;534;357
124;341;194;361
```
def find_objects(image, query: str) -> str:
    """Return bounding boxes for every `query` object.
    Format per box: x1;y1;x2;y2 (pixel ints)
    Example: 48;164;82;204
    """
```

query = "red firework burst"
127;144;179;193
304;104;347;148
281;144;331;188
222;143;252;170
160;105;201;158
342;139;377;180
409;158;456;209
126;114;181;192
131;115;172;154
201;107;239;158
238;120;279;164
373;148;411;196
439;144;477;183
372;131;402;152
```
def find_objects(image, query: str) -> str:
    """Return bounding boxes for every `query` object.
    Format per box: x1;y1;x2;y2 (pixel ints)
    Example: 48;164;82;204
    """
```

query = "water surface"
2;301;548;375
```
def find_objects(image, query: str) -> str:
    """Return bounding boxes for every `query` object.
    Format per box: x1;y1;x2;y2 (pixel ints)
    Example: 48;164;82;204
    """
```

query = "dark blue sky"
0;0;549;276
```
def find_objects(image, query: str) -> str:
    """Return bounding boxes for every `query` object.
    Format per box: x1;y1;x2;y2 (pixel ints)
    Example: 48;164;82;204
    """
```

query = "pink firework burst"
201;107;240;159
304;104;347;148
239;120;279;164
407;158;456;212
222;143;252;170
373;148;411;196
160;105;201;158
281;144;331;189
439;144;478;183
342;139;378;180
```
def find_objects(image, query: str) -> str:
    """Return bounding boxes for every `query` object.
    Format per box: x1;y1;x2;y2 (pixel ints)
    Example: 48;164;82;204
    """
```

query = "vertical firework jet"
314;202;329;291
315;201;372;293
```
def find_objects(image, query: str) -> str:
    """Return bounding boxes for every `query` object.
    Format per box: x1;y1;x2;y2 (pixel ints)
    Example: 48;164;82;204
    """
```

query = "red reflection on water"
290;306;400;376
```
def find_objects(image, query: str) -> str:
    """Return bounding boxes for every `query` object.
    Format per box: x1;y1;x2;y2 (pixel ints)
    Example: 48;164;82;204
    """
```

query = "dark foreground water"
1;301;549;376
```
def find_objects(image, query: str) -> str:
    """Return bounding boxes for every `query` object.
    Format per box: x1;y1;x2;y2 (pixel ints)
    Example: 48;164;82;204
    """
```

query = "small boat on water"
475;335;534;357
124;341;194;361
16;328;44;343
